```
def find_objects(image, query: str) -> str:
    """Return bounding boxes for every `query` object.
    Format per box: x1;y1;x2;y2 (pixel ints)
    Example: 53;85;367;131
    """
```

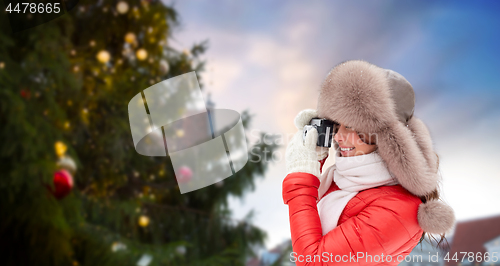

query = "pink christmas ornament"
176;166;192;183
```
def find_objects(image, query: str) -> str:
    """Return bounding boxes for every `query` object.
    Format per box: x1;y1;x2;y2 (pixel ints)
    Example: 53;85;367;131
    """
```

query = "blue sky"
164;0;500;249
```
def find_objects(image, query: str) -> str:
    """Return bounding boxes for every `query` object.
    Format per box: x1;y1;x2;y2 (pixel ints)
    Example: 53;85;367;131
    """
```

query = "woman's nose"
334;124;346;143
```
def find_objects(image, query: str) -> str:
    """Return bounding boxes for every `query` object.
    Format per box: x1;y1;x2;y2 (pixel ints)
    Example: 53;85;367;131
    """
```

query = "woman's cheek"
348;132;358;145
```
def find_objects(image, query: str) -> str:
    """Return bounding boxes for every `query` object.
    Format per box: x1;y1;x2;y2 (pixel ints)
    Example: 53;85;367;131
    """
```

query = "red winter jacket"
282;156;424;265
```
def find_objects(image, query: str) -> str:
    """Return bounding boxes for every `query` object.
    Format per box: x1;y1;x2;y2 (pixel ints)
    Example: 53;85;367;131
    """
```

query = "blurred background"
1;0;500;265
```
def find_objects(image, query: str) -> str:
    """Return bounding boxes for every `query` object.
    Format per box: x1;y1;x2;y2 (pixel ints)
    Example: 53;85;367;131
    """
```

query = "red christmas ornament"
52;169;74;199
176;166;192;183
20;89;31;99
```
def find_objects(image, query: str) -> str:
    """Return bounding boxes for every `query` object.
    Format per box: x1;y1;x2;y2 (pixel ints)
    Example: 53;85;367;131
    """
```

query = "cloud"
206;57;244;94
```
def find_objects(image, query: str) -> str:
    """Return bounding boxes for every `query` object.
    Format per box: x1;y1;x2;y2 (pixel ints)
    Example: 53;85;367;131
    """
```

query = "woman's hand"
294;109;330;161
285;126;321;178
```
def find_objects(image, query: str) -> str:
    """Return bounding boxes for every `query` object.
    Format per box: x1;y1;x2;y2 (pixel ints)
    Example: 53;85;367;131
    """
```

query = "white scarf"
317;151;399;236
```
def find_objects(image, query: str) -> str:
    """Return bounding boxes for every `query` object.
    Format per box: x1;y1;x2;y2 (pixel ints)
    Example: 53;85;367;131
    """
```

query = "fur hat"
317;59;455;235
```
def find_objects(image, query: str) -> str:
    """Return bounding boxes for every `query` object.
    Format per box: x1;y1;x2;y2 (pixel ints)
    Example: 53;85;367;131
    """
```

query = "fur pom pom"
417;200;455;234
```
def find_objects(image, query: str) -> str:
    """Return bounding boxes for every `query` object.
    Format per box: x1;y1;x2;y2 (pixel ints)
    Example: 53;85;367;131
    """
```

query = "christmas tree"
0;1;278;265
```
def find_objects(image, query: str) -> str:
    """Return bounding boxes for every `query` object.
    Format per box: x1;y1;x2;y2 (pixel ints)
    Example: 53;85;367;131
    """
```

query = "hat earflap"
406;116;439;174
405;116;456;235
376;120;438;197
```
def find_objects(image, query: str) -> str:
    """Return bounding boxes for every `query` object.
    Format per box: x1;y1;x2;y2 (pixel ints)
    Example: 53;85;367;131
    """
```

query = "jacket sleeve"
282;171;422;266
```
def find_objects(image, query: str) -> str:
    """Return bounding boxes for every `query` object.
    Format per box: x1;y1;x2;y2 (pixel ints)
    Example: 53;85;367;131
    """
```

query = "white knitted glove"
285;127;321;178
293;109;330;160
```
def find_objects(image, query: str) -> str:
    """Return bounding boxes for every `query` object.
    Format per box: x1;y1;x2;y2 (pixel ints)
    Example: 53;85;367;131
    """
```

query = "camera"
302;118;336;148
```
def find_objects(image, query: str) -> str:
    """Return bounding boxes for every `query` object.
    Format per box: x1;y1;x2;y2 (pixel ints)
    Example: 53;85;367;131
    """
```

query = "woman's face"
333;124;377;157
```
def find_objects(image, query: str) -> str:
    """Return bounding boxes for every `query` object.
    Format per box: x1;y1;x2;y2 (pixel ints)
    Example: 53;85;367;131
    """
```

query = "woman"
283;60;455;265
